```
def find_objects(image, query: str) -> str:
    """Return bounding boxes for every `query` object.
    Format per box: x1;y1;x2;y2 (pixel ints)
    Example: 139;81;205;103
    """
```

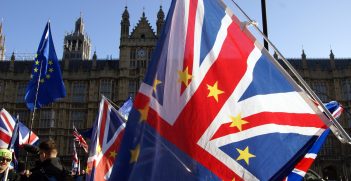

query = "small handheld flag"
24;22;66;111
73;125;88;153
0;108;39;148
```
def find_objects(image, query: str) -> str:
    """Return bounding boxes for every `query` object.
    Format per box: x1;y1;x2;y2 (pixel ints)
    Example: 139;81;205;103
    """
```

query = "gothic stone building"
0;6;350;180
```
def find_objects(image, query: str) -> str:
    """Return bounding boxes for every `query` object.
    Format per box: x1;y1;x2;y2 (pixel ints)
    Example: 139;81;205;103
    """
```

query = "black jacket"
0;169;21;181
24;158;68;181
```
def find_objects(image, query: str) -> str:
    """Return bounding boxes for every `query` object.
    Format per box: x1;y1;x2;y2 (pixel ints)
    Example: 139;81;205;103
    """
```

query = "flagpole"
102;95;121;110
261;0;269;50
24;32;46;172
229;0;351;144
28;58;43;141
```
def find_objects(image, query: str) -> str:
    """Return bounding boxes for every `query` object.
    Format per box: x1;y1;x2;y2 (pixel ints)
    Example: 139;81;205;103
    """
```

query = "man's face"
39;151;46;162
0;156;11;172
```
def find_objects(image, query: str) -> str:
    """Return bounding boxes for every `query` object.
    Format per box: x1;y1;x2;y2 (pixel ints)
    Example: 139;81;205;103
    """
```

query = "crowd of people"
0;139;84;181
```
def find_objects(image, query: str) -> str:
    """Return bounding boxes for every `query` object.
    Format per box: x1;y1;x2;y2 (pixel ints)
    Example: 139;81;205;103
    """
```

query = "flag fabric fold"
86;97;126;181
0;108;39;148
0;108;39;170
118;97;133;120
24;22;66;111
110;0;331;180
285;101;343;181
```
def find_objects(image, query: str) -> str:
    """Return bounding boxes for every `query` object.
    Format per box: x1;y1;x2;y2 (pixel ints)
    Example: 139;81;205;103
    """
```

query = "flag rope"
229;0;351;144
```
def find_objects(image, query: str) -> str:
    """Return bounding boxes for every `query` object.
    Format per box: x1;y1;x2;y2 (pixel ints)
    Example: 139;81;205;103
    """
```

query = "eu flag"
25;22;66;111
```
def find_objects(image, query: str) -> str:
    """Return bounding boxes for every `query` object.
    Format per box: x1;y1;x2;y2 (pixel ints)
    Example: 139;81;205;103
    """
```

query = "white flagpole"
3;167;9;181
78;159;81;175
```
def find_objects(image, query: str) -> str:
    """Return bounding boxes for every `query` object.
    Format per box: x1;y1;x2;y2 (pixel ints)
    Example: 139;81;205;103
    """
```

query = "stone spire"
10;52;15;71
0;20;5;61
329;49;335;69
301;49;308;69
63;14;91;60
329;49;335;60
156;6;165;37
75;13;84;34
121;6;130;39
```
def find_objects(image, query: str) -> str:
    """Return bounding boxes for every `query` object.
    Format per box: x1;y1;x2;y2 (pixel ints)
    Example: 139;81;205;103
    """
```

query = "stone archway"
322;165;338;180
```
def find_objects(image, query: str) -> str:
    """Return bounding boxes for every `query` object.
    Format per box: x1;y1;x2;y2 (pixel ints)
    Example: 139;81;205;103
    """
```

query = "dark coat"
0;169;21;181
23;158;69;181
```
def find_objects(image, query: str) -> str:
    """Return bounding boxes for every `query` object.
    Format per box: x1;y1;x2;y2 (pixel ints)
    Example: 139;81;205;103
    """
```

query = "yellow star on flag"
153;79;162;93
229;114;249;131
96;144;102;154
34;68;38;73
138;105;149;122
207;81;224;102
85;167;90;174
46;74;51;79
178;67;192;86
236;146;256;165
49;68;54;72
130;144;140;163
40;79;45;83
35;60;39;65
109;151;117;158
48;60;53;65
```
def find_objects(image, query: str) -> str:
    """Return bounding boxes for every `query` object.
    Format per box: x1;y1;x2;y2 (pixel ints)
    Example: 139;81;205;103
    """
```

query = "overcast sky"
1;0;351;60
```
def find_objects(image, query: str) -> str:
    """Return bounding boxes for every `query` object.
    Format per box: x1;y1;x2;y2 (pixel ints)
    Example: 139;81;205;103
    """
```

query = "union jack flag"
73;125;88;153
0;108;39;148
286;101;343;181
111;0;329;180
86;97;125;181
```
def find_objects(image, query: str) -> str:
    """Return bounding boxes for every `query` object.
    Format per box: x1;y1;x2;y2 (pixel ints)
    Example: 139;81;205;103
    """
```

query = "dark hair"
39;139;57;153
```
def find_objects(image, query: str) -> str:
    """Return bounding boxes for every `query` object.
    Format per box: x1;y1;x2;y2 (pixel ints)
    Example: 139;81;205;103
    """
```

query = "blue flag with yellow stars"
25;22;66;111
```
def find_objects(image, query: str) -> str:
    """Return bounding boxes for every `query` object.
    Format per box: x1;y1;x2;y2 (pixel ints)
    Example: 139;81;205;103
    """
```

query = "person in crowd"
21;139;71;181
0;148;20;181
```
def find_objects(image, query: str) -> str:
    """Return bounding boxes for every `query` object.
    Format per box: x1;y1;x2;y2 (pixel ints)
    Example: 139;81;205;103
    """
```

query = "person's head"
0;148;12;172
38;139;58;162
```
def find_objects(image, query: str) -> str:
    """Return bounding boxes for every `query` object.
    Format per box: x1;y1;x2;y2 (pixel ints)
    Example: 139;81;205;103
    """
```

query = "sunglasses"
0;157;11;162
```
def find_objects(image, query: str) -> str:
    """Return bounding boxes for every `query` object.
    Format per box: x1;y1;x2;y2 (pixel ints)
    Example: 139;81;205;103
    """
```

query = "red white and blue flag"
86;97;125;181
73;125;88;153
285;101;343;181
0;108;39;148
110;0;329;180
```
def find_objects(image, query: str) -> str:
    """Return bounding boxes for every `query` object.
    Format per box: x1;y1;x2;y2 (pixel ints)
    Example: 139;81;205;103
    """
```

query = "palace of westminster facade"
0;6;350;180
